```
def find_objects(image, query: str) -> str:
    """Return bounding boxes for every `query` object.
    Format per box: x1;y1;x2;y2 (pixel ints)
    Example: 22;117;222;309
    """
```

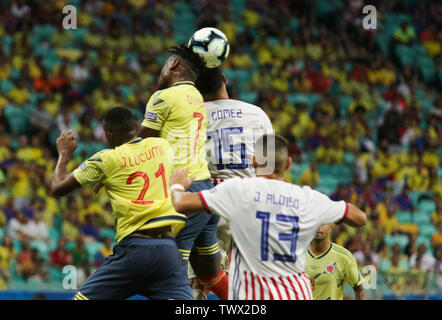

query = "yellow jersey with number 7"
73;137;187;243
141;81;211;182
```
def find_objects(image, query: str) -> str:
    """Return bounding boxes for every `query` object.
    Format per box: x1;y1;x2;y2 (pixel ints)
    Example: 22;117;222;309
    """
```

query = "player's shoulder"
330;243;355;262
88;149;112;162
144;137;171;149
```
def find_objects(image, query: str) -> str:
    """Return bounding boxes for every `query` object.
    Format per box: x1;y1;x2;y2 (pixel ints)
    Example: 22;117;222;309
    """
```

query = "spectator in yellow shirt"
431;198;442;226
432;223;442;249
407;162;431;191
380;204;400;235
297;162;320;187
8;80;30;105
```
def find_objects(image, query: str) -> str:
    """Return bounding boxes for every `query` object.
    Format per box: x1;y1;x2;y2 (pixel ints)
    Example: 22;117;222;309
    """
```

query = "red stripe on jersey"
303;274;313;300
279;276;291;300
294;273;307;300
228;240;233;268
270;277;283;300
337;202;349;224
286;276;299;300
244;271;248;300
261;277;274;300
197;192;211;213
250;272;256;300
256;275;264;300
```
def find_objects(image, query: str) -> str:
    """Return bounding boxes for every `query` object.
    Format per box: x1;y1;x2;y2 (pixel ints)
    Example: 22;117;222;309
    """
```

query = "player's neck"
203;86;229;102
310;239;331;257
169;74;194;86
256;173;285;181
115;134;138;148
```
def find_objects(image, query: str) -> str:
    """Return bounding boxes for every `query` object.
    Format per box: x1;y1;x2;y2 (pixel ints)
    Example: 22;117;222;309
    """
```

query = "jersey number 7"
256;211;299;263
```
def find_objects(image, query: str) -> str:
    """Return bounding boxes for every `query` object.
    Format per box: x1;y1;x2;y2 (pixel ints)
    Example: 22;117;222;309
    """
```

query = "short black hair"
195;66;224;95
170;44;206;79
102;107;136;134
255;133;289;174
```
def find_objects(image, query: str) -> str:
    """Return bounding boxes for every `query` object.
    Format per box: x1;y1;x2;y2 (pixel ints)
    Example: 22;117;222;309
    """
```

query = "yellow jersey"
73;137;187;243
141;81;211;181
305;243;364;300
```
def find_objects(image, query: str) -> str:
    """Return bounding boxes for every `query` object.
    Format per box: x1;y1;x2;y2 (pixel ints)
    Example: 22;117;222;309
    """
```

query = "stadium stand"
0;0;440;299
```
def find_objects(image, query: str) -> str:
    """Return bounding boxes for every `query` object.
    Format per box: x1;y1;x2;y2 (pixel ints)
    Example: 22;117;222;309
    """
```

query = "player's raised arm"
50;130;81;197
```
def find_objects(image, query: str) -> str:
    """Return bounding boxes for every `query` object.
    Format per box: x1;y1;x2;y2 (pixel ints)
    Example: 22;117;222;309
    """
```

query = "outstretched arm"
170;169;203;214
50;130;81;197
341;203;367;227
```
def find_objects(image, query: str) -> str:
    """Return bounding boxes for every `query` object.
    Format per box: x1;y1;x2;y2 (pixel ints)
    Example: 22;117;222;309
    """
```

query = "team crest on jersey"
325;264;335;273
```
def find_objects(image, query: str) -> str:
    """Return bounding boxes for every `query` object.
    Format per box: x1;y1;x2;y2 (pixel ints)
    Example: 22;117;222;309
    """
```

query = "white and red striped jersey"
205;99;273;180
198;177;348;300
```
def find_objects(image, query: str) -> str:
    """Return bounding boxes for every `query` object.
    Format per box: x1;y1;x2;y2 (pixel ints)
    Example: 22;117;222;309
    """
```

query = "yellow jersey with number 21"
73;137;187;243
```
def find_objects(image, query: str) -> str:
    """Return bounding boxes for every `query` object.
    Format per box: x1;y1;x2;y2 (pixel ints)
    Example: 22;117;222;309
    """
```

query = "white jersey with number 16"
205;99;273;180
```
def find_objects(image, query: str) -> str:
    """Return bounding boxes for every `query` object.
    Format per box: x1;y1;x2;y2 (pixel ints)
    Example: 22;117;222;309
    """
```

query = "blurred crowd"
0;0;441;297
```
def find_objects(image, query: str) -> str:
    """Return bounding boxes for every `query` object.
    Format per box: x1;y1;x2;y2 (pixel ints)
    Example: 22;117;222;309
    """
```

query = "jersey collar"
171;81;195;87
126;137;143;144
308;243;332;259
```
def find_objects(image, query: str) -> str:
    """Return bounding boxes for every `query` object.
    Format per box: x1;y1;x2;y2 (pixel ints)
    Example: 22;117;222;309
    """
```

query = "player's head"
102;107;138;148
253;133;292;176
158;44;205;90
313;224;334;242
195;66;227;97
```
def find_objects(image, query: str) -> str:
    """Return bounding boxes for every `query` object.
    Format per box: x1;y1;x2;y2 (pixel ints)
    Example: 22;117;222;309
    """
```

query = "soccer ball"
188;27;230;68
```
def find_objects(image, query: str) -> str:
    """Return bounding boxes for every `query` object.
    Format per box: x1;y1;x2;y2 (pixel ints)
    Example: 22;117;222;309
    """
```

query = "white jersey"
205;99;273;181
199;177;348;300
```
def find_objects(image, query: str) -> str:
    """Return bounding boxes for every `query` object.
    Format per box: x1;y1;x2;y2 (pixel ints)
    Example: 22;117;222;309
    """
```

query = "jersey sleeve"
72;151;106;186
141;91;172;131
305;187;348;225
197;177;243;221
345;255;365;288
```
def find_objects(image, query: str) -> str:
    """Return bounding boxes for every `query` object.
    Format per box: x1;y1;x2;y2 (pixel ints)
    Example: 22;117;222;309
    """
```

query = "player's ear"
170;57;181;70
285;156;292;171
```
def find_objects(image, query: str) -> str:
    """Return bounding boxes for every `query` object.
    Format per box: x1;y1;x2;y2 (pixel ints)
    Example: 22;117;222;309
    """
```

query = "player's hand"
56;130;77;158
170;168;194;190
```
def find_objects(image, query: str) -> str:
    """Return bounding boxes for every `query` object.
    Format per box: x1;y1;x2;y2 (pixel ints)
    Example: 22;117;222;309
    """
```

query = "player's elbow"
171;194;191;215
355;211;367;227
50;180;72;198
50;183;64;197
172;200;187;214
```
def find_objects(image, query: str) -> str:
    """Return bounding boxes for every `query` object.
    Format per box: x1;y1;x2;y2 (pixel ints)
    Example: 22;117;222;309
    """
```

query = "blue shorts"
73;236;193;300
175;179;221;263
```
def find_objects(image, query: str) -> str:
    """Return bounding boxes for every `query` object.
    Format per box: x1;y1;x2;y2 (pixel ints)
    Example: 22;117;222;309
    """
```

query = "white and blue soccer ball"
188;27;230;68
